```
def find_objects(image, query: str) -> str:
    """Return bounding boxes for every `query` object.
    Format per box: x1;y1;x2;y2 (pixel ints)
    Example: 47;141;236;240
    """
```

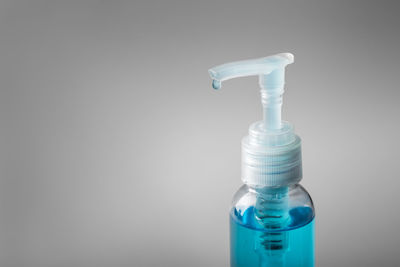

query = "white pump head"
209;53;302;186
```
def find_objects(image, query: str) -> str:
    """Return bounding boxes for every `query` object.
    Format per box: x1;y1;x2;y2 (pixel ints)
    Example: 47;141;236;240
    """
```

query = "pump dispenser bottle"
209;53;314;267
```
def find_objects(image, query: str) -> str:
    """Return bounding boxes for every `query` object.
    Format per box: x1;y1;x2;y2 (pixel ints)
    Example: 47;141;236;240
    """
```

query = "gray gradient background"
1;1;399;266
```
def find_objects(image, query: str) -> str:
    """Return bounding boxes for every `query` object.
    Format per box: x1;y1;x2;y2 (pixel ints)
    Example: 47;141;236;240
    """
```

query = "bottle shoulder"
230;184;314;232
232;184;314;208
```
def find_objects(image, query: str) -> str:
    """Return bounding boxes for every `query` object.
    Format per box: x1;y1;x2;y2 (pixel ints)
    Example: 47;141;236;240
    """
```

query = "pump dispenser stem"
260;72;284;130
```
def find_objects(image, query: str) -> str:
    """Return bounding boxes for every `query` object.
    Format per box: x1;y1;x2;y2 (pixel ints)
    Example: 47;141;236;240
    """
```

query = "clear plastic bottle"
230;184;314;267
208;53;315;266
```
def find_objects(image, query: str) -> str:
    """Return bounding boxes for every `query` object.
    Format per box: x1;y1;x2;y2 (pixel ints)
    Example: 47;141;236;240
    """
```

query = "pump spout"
208;53;293;89
208;53;294;130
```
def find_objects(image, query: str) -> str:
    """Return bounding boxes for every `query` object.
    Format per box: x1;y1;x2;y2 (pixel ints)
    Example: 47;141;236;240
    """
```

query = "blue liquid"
230;206;314;267
212;79;221;89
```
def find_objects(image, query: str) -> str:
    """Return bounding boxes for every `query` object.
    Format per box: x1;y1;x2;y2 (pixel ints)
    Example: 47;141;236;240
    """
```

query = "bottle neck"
248;184;291;196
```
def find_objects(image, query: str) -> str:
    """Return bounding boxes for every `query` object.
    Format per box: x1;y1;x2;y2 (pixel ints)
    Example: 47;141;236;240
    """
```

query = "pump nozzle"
208;53;294;130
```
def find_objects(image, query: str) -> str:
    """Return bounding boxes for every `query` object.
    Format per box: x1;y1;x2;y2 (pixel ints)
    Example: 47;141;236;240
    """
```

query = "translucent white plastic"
208;53;301;186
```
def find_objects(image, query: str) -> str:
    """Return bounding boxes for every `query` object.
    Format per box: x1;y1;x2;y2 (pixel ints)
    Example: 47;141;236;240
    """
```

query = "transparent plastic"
230;184;314;267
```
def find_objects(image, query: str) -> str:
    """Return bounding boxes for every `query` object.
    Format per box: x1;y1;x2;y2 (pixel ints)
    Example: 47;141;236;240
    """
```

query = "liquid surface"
230;206;314;267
